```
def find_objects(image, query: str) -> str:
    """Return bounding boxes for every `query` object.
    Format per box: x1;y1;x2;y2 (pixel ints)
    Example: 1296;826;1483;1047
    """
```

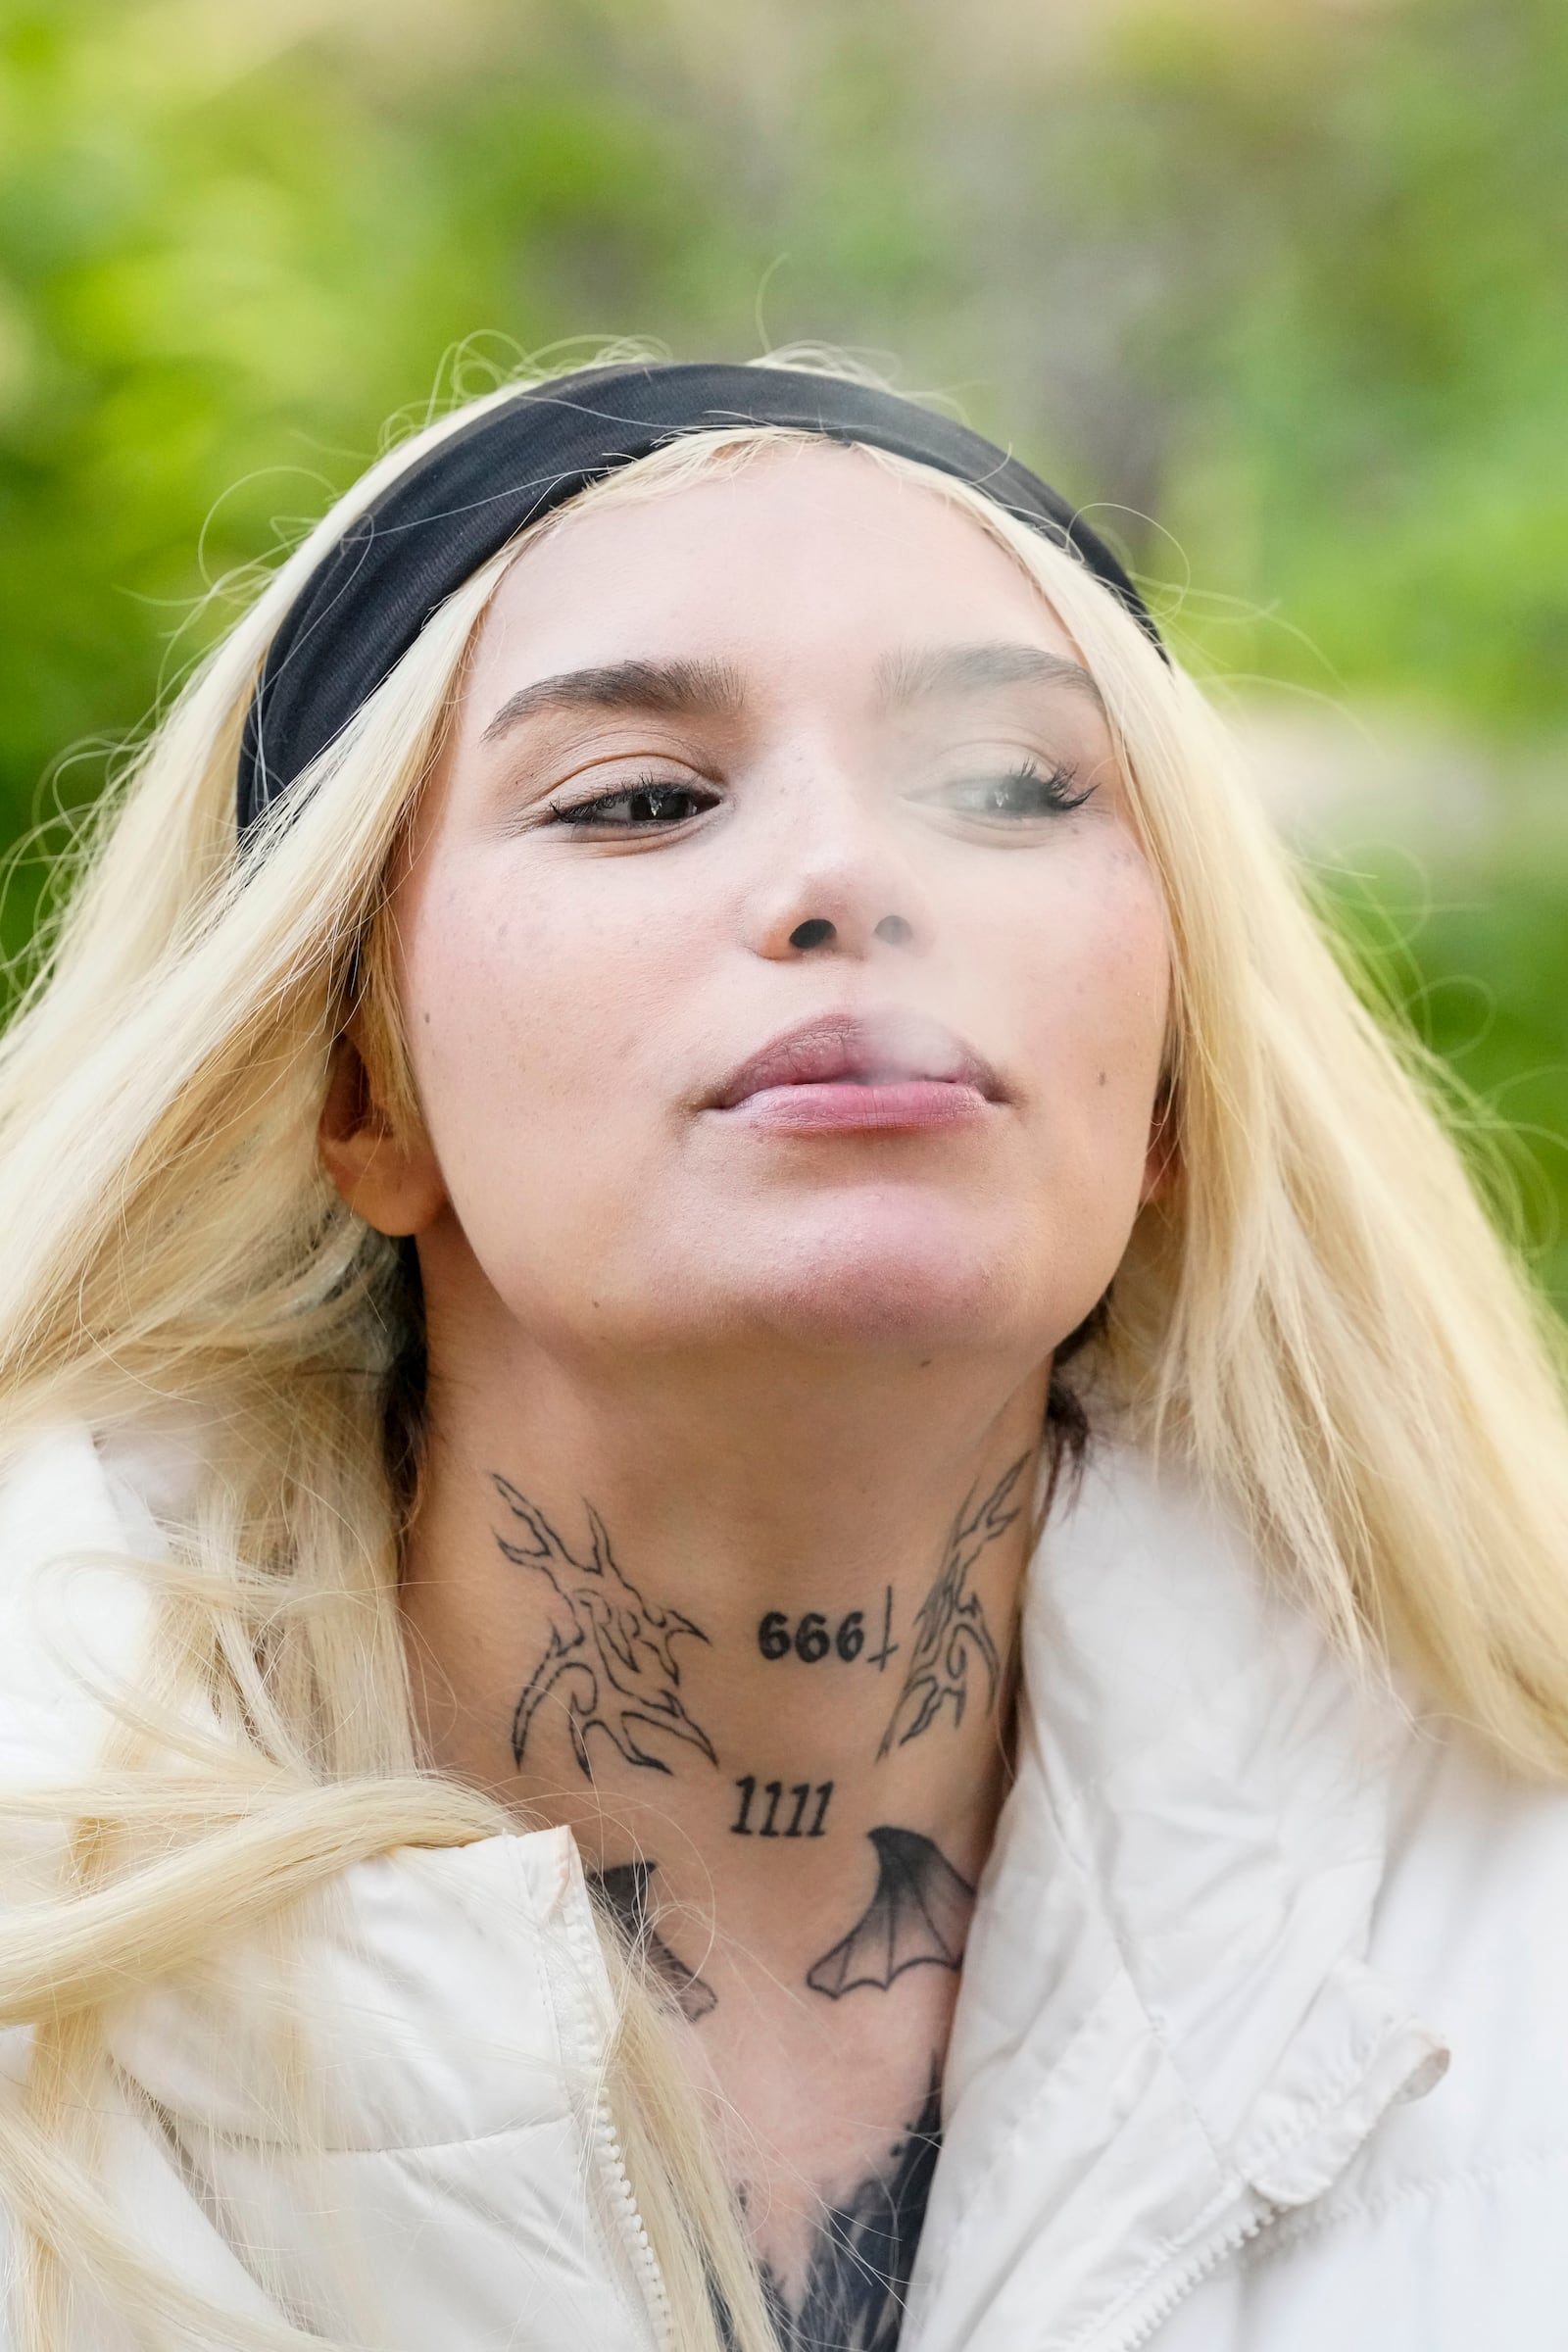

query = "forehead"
460;441;1083;711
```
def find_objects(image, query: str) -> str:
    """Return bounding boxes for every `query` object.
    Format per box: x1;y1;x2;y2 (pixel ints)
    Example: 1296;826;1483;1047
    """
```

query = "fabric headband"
236;359;1165;839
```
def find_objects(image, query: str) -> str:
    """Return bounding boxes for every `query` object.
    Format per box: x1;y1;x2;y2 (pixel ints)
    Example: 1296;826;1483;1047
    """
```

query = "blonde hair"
0;347;1565;2347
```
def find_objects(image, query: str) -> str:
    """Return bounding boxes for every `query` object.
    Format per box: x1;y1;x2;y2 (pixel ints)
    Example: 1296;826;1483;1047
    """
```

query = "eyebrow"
873;641;1105;712
480;658;747;742
479;637;1103;745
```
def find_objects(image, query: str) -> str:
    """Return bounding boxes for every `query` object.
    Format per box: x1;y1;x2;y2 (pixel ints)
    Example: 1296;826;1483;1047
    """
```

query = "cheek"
1009;843;1170;1221
396;856;672;1205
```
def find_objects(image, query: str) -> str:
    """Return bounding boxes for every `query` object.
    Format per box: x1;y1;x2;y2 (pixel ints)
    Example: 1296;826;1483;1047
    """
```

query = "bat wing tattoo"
877;1452;1027;1756
590;1861;717;2024
493;1475;717;1779
806;1827;975;1998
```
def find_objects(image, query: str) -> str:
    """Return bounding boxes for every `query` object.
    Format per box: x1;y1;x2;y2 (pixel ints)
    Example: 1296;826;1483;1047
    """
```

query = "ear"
318;1031;448;1238
1140;1078;1179;1207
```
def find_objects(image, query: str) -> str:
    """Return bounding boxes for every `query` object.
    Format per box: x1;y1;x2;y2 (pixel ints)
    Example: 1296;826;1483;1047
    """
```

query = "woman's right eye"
543;777;718;831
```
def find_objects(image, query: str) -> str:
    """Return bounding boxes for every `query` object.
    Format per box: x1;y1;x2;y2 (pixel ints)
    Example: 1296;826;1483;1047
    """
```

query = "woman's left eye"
544;777;717;831
943;760;1094;819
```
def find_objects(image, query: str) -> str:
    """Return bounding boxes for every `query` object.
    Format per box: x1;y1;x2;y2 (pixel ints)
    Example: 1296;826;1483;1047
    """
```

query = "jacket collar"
1;1423;1447;2350
908;1439;1447;2352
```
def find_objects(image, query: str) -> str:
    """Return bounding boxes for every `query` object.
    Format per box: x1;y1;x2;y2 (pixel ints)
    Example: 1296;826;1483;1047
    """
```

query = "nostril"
874;913;913;947
789;918;837;951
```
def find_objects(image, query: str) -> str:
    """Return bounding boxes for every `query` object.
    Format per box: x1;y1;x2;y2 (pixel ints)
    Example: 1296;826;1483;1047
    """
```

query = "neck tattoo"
488;1447;1033;2348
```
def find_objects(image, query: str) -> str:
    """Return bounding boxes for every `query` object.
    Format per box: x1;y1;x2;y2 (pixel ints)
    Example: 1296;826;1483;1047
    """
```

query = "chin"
730;1199;1042;1354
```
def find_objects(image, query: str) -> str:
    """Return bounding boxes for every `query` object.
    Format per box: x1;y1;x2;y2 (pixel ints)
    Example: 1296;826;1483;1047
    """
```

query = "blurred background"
2;0;1565;1286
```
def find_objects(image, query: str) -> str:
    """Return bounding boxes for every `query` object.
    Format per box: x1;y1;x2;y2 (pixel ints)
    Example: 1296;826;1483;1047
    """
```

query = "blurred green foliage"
1321;848;1568;1299
0;0;1564;1289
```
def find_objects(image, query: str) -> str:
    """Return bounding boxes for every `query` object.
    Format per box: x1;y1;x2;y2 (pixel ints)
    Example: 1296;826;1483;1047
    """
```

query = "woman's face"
365;444;1171;1373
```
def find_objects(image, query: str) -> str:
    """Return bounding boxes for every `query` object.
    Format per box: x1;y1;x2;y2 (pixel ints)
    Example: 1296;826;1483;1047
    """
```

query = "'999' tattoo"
492;1475;717;1780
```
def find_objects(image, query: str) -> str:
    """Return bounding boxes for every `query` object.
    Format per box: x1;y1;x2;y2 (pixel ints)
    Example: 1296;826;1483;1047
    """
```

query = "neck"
401;1338;1047;1865
399;1326;1050;2296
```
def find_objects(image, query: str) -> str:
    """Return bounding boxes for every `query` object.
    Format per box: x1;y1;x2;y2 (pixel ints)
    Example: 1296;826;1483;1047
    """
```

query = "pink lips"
709;1013;1004;1136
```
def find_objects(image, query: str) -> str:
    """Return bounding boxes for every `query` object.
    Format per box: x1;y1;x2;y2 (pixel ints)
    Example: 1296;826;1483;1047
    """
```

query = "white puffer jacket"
3;1421;1567;2350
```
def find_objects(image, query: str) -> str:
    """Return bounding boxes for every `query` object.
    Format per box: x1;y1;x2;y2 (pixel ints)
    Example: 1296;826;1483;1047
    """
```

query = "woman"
1;351;1567;2352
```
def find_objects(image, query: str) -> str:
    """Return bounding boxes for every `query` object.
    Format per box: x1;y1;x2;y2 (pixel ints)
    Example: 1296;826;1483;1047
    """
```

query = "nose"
749;814;930;964
787;912;915;954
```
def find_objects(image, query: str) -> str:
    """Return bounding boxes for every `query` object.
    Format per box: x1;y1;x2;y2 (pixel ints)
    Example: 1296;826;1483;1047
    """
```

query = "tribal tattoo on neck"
491;1474;717;1779
877;1452;1028;1756
484;1463;1008;2350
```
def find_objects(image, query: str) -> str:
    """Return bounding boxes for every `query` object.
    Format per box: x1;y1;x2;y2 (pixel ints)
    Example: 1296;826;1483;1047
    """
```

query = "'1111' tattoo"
730;1776;833;1838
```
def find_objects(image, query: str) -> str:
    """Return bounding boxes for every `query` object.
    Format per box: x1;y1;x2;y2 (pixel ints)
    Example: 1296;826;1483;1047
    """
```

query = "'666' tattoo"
492;1475;717;1781
758;1590;899;1672
877;1455;1028;1757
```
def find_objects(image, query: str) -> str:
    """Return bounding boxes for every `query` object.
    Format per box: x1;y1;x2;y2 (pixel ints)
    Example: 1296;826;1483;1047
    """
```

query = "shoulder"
1151;1733;1568;2352
108;1832;599;2148
0;1421;160;1788
1243;1723;1568;2340
1155;2142;1568;2351
0;1416;611;2145
96;1835;669;2348
0;1421;659;2345
1354;1719;1568;2188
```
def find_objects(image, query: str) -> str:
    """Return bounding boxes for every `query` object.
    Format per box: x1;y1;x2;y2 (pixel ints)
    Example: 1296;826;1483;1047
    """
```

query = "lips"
710;1012;1005;1112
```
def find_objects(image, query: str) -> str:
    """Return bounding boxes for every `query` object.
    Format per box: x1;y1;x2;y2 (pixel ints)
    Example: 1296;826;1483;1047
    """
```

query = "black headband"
236;360;1164;839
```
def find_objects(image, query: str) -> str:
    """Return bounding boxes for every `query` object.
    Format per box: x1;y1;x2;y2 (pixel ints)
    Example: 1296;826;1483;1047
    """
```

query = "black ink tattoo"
877;1455;1028;1755
589;1860;716;2024
806;1828;974;1999
754;2074;943;2352
730;1776;833;1838
492;1475;717;1779
867;1584;898;1672
757;1597;900;1670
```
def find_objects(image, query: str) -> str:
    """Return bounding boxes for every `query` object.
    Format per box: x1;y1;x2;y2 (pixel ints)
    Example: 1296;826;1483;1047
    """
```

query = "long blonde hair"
0;349;1565;2348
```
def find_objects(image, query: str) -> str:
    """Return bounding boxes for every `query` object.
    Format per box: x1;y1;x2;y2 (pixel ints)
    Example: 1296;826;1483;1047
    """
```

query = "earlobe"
318;1035;448;1238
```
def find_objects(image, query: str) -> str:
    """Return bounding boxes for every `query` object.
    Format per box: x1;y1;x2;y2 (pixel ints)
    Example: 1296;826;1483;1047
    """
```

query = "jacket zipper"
591;2082;677;2352
1102;2197;1279;2352
561;1876;677;2352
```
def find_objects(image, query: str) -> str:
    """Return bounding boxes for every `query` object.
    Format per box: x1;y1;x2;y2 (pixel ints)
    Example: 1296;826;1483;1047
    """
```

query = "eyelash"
543;760;1094;832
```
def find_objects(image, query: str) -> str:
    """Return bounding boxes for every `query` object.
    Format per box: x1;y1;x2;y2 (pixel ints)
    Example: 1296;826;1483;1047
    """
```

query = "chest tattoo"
750;2078;943;2352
